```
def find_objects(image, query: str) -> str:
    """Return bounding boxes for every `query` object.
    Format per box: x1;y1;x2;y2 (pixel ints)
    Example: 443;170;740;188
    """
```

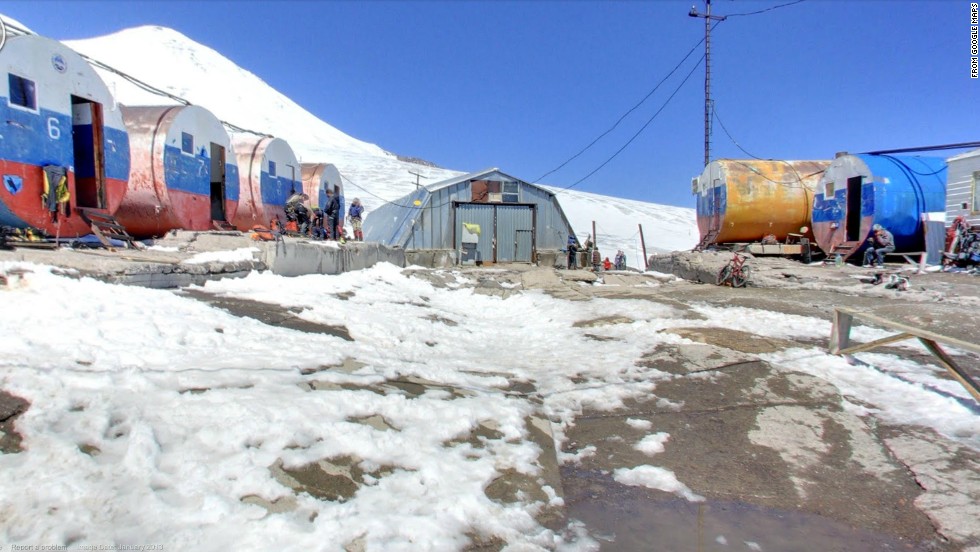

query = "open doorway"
845;176;862;242
210;142;226;221
71;96;106;209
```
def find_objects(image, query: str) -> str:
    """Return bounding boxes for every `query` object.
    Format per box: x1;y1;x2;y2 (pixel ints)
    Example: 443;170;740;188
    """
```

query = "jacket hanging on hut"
41;165;70;220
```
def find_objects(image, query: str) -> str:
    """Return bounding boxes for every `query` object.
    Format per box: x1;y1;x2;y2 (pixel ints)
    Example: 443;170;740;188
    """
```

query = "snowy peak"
64;26;384;158
51;21;697;257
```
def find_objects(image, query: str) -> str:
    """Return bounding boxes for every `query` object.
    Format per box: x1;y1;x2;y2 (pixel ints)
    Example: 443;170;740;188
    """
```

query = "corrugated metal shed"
945;148;980;227
363;168;576;263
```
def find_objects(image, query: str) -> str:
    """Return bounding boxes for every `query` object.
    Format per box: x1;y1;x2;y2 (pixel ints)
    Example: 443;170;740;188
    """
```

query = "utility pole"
408;170;431;191
639;223;648;270
689;0;726;167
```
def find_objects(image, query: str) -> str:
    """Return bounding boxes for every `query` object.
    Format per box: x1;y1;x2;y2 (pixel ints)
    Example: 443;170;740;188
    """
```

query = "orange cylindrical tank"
692;159;829;244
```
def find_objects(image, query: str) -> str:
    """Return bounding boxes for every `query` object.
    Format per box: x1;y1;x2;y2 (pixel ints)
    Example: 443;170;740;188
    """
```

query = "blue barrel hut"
812;153;947;261
0;35;130;237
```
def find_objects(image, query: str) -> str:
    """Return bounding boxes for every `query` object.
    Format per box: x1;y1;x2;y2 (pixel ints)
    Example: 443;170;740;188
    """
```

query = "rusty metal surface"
813;154;948;260
116;106;237;238
301;163;343;210
231;135;301;231
696;160;829;245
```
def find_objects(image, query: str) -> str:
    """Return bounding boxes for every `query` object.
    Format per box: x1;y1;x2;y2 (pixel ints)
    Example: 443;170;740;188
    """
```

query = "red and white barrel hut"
230;135;302;231
301;162;343;211
0;35;130;236
115;105;240;237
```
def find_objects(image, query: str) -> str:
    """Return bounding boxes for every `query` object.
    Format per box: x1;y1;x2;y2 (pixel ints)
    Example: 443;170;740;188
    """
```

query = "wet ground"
562;477;925;552
173;260;979;551
5;245;975;550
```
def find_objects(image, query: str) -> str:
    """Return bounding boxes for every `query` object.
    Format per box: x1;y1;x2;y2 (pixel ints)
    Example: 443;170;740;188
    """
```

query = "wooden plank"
918;339;980;402
835;332;916;355
93;221;126;230
830;307;980;403
829;309;854;355
103;233;134;242
835;307;980;354
88;223;114;249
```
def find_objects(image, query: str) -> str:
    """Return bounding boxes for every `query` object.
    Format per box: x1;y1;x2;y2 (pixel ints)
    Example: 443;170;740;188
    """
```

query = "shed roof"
947;148;980;163
423;167;555;197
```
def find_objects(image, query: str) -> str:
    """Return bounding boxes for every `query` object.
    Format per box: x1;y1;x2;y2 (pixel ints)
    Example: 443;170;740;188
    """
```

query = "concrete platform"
0;231;406;288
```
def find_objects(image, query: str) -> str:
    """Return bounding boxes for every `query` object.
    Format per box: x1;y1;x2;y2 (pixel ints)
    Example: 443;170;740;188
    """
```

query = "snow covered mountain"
61;25;698;263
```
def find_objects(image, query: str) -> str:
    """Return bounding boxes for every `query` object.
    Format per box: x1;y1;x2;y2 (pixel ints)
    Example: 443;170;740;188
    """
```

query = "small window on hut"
972;171;980;215
824;181;834;198
268;161;277;177
487;181;502;202
181;132;194;154
502;181;519;203
8;74;37;110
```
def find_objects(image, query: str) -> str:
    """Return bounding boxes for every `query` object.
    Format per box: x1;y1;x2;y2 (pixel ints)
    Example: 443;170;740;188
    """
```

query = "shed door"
455;204;494;264
495;204;534;262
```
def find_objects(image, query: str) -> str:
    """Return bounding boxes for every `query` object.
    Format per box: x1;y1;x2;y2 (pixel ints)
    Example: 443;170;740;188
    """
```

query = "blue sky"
4;1;975;207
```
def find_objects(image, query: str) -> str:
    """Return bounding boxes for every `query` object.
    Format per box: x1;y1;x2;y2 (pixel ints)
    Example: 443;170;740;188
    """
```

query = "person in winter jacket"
565;236;578;269
614;250;627;270
863;224;895;267
324;187;341;240
284;192;310;234
348;198;365;241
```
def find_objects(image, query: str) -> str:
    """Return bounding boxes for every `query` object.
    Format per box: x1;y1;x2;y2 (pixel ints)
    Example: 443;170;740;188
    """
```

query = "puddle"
562;467;930;551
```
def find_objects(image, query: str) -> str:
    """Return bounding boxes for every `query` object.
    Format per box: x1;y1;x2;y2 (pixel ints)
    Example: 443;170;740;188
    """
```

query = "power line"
554;54;706;195
724;0;807;18
530;27;715;185
861;142;980;155
712;104;764;160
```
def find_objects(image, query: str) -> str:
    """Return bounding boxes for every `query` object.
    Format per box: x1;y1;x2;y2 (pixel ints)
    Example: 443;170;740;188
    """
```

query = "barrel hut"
692;159;829;246
301;162;345;216
301;162;345;235
115;105;240;237
812;153;947;261
230;135;301;231
945;148;980;228
0;35;130;237
363;168;576;267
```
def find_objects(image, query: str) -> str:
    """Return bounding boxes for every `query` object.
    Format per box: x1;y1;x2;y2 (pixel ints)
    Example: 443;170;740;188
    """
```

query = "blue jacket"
349;203;364;219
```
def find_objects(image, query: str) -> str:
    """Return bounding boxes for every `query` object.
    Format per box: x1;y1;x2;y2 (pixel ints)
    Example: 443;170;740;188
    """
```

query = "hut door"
845;176;862;241
210;142;227;221
455;203;494;264
70;96;106;209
